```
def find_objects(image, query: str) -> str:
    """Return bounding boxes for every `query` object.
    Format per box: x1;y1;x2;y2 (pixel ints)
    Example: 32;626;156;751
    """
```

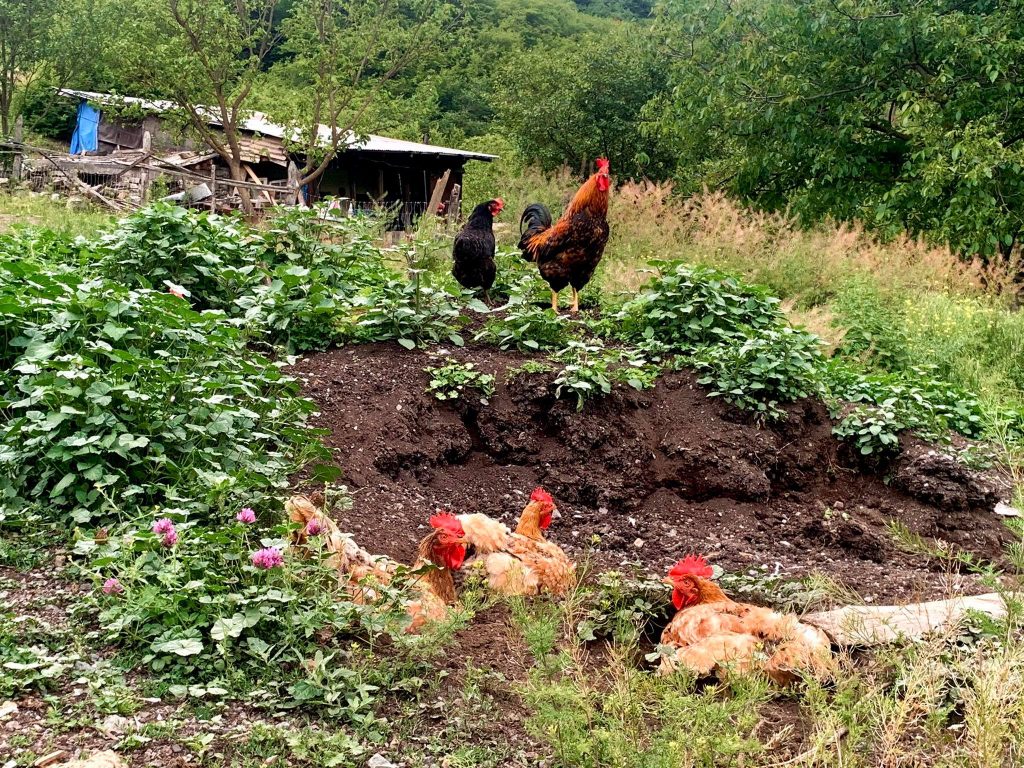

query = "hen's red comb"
667;554;713;580
596;158;610;173
530;487;553;505
430;512;464;537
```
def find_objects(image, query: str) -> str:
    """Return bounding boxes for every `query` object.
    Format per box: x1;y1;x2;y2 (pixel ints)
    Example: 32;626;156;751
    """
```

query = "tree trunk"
227;158;254;217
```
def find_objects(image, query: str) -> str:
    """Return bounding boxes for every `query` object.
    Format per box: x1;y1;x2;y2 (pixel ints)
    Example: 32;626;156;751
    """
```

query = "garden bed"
293;342;1013;604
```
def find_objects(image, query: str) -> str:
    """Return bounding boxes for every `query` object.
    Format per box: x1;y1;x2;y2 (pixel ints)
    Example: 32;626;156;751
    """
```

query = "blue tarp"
70;101;100;154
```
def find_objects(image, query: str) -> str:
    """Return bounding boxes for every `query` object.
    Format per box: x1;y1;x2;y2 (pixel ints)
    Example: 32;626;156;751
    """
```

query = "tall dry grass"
604;181;1006;303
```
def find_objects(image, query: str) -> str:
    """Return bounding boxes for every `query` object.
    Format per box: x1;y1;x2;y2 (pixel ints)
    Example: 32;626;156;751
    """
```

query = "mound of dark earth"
291;343;1013;603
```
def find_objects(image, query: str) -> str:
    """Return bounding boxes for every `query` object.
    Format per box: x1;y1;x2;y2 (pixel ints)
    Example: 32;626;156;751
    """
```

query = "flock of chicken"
451;158;612;313
288;489;833;685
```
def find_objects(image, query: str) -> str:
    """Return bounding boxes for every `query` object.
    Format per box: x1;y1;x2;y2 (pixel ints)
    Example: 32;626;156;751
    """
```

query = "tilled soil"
292;342;1013;604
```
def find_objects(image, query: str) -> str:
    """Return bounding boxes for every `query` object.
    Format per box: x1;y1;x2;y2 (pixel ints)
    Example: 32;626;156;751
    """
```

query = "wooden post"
140;131;153;201
427;169;451;218
447;183;461;228
209;165;217;213
287;160;301;206
11;116;24;181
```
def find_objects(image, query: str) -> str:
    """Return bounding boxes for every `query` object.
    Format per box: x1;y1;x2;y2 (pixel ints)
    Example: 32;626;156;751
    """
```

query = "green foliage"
575;571;669;645
551;340;661;409
833;402;904;458
553;341;615;409
0;607;77;697
831;278;910;370
424;360;495;402
495;25;670;178
614;262;784;349
0;256;319;524
694;326;824;421
95;203;264;311
478;299;575;352
649;0;1024;258
351;277;466;349
825;362;988;441
84;515;367;680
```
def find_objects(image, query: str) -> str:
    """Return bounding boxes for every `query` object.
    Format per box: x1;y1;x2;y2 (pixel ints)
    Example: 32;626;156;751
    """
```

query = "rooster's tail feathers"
518;203;552;260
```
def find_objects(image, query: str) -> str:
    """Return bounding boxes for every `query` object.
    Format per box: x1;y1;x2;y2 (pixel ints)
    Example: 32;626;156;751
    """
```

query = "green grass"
2;187;1024;768
0;192;113;238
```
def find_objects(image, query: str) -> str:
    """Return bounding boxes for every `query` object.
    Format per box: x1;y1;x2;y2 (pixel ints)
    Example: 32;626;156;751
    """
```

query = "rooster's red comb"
430;512;464;537
667;554;713;580
596;158;610;173
530;487;553;505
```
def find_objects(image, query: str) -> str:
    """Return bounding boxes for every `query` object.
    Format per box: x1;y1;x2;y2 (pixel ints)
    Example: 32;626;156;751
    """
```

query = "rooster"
518;158;611;313
452;198;504;302
659;555;833;684
457;488;576;596
287;495;466;632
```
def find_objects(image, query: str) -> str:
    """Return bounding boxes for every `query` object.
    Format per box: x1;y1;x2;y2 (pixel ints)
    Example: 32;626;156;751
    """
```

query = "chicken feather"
661;557;833;684
458;503;575;597
287;495;463;632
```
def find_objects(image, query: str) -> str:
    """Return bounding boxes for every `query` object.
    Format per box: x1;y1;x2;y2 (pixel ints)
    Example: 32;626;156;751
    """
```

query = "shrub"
553;341;616;409
350;277;466;349
236;264;344;353
693;326;824;420
94;203;265;312
0;259;319;524
425;361;496;403
824;362;987;441
830;277;910;370
614;261;784;349
477;298;575;351
551;340;662;410
832;402;904;458
83;514;373;680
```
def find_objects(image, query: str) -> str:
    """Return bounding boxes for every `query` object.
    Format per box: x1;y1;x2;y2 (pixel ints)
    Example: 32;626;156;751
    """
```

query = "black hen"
452;198;504;300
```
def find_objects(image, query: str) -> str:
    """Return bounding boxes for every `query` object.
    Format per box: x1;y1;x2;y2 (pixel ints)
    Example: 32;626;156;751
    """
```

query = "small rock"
0;701;17;720
368;755;398;768
995;502;1022;518
633;538;644;549
833;501;845;510
98;714;128;736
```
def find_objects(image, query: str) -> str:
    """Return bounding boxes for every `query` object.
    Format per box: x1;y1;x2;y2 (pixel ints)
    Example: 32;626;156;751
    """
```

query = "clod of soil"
291;343;1013;604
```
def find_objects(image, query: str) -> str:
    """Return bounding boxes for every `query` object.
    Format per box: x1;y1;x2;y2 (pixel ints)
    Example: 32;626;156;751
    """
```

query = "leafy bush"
425;361;495;403
693;326;824;420
614;262;784;349
831;277;910;370
95;203;265;311
83;514;373;679
237;264;344;353
824;362;987;441
0;258;319;524
477;298;575;351
552;340;662;409
350;277;466;349
832;402;904;458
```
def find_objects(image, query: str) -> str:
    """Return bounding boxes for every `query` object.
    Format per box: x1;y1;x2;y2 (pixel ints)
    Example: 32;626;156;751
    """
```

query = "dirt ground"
5;341;1014;767
291;342;1013;604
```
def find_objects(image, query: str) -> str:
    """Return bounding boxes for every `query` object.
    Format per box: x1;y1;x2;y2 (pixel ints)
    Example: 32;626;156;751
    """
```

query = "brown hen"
659;555;833;684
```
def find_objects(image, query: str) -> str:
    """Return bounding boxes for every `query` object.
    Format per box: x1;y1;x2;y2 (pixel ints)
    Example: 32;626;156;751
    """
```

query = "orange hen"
659;555;833;684
287;495;466;632
458;488;576;596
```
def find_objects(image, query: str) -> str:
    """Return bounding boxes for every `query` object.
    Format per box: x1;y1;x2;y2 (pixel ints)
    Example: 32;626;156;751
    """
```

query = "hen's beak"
551;508;561;520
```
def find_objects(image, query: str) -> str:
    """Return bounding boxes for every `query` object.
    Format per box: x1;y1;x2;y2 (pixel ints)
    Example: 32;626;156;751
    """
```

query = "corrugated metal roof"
58;89;497;161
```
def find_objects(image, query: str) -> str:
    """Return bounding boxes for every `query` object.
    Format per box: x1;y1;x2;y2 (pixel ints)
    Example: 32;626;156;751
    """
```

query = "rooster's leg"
550;290;559;313
570;287;580;313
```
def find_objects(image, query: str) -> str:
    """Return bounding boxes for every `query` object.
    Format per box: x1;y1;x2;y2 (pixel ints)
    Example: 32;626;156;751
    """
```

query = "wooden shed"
58;89;496;227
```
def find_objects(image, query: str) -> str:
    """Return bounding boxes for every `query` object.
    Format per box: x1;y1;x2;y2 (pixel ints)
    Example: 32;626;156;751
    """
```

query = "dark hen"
452;198;504;301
